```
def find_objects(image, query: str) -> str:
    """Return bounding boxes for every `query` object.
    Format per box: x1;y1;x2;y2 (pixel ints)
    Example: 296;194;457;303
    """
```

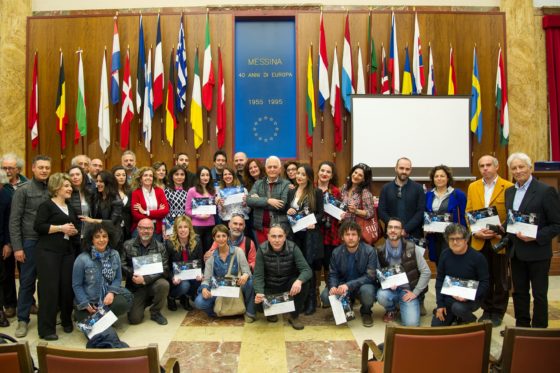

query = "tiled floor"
5;277;560;372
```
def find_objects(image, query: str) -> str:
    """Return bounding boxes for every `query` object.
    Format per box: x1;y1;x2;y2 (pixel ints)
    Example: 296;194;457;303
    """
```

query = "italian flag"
496;47;509;145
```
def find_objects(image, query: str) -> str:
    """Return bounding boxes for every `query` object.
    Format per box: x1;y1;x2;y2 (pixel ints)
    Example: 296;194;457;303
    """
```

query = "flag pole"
114;13;121;145
59;48;65;171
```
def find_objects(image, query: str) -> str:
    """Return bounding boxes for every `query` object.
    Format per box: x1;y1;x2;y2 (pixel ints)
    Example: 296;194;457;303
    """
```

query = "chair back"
0;340;34;373
382;321;492;373
37;342;161;373
500;327;560;373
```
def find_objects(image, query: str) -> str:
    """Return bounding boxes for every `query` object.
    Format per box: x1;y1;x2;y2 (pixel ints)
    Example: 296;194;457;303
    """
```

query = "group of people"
0;149;558;339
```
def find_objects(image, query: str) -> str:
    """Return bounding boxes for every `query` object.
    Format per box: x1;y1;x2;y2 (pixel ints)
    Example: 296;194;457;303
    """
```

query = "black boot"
179;295;192;311
0;311;9;327
304;279;317;315
167;297;177;311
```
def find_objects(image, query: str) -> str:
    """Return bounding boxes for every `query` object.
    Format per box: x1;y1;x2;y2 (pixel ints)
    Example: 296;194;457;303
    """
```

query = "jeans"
431;298;481;326
169;279;199;299
194;278;255;317
377;288;420;326
17;240;38;323
320;284;376;315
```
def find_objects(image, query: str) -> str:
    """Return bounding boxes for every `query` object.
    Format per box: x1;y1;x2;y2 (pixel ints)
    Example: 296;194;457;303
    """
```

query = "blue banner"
234;19;296;158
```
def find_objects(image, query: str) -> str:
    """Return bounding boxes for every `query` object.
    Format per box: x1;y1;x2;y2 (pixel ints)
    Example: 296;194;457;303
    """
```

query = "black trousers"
36;248;74;337
259;277;310;318
511;255;550;328
480;241;510;317
2;255;17;308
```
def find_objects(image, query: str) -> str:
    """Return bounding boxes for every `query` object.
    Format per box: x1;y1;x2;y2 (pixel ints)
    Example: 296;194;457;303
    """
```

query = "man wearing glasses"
1;153;27;196
121;218;170;325
432;224;489;326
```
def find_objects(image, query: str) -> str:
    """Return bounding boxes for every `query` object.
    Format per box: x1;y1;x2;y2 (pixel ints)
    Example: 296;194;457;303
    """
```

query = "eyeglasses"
447;237;466;243
1;167;16;171
138;226;154;231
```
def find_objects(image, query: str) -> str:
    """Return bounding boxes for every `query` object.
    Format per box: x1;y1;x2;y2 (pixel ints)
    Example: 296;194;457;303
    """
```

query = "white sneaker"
15;321;28;338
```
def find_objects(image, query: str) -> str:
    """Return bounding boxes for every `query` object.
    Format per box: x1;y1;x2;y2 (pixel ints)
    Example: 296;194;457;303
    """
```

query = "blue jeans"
17;240;38;323
320;284;376;315
194;278;255;317
377;288;420;326
169;280;199;299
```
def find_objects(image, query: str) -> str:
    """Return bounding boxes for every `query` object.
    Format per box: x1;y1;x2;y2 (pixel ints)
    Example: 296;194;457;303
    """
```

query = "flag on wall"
306;45;317;148
75;50;87;143
427;45;436;95
191;47;204;149
496;47;509;145
176;17;188;113
412;13;424;94
55;51;68;150
143;48;153;152
120;48;134;151
136;15;146;113
470;46;482;143
318;12;329;111
216;46;226;149
401;47;413;95
368;11;377;94
98;50;110;153
153;14;164;111
29;52;39;149
389;12;400;94
165;48;177;146
448;46;457;95
380;44;390;95
111;17;120;105
356;45;366;94
330;45;342;152
202;13;214;112
341;14;354;112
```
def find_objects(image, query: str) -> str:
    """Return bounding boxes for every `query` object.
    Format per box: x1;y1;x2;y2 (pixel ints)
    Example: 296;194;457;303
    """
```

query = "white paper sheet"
211;286;241;298
192;204;217;215
223;192;245;206
290;213;317;233
469;215;501;233
87;311;118;339
263;300;295;316
175;268;202;281
324;203;345;221
329;295;348;325
507;222;538;239
380;272;409;290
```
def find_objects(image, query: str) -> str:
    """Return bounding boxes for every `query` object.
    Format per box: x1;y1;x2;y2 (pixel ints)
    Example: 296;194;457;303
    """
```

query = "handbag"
213;251;246;317
355;191;381;244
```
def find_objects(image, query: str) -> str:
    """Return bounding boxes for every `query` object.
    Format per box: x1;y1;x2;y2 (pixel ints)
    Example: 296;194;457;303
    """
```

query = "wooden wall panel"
26;9;506;189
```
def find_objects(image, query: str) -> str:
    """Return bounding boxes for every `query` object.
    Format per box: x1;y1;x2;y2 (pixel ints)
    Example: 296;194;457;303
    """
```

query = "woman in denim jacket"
72;223;132;322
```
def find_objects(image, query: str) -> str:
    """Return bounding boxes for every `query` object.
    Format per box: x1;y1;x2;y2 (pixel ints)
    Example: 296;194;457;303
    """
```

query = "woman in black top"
165;216;203;311
286;163;324;315
81;171;123;247
112;166;132;245
34;173;79;340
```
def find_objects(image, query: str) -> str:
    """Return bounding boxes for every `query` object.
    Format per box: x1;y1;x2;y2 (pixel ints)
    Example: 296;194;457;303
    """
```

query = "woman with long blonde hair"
165;216;203;311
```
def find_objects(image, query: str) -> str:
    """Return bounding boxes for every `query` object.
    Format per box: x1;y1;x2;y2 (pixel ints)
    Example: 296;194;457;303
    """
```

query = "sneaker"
266;315;278;323
150;312;168;325
420;303;427;316
383;311;396;323
167;297;177;311
4;307;15;318
478;311;492;322
288;316;304;330
244;314;256;323
362;313;374;327
15;321;28;338
30;304;39;315
42;334;58;341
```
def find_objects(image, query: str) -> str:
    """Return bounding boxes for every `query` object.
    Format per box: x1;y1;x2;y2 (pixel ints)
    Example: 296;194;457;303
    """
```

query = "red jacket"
130;187;170;234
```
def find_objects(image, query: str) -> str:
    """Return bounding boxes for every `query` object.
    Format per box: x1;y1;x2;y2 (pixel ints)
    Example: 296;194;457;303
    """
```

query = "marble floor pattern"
4;277;560;372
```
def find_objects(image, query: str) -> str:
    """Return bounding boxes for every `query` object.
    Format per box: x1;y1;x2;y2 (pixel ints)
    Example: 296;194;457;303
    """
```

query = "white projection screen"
351;95;472;180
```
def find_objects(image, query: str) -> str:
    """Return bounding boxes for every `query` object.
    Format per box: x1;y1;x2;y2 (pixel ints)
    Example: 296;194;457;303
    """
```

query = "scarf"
91;247;115;301
384;239;403;266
